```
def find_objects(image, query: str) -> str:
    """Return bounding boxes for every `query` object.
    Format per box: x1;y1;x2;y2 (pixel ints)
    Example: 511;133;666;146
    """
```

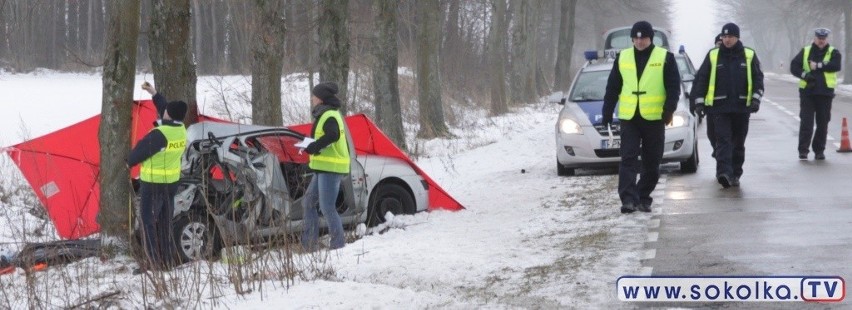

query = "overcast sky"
670;0;718;65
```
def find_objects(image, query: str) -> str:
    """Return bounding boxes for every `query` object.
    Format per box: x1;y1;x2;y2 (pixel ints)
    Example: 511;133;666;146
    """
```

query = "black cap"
814;28;830;38
714;33;723;45
721;23;740;38
166;101;187;121
630;21;654;39
312;82;339;102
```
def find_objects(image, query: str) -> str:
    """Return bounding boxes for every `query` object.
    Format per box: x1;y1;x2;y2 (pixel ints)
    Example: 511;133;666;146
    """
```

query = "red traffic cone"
838;117;852;153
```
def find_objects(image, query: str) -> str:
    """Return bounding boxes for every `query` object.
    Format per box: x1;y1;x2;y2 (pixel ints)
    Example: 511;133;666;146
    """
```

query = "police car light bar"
584;50;598;61
679;45;685;54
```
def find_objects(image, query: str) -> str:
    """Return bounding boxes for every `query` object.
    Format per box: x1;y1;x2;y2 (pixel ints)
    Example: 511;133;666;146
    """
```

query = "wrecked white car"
167;121;429;261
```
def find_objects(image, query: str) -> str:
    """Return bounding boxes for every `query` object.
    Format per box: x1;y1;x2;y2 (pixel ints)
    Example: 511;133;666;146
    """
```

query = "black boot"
717;174;732;188
620;203;636;214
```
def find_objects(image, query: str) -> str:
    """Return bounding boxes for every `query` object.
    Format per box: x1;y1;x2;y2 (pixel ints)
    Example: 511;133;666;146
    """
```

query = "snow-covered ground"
0;70;665;308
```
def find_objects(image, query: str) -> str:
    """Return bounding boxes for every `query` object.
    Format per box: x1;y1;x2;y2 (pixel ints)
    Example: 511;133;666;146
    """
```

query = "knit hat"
166;101;188;121
721;23;740;38
630;21;654;39
312;82;339;102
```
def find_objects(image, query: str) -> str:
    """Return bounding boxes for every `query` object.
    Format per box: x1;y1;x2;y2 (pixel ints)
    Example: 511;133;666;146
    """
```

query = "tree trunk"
441;0;461;87
98;0;140;243
318;0;350;114
251;0;287;126
148;0;198;124
509;0;540;104
844;2;852;84
488;0;509;116
416;0;449;138
553;0;577;92
371;0;406;151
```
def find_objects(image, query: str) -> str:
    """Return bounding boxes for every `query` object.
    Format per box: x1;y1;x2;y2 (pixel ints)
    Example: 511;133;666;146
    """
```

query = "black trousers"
706;115;717;157
712;113;750;178
139;181;178;269
618;118;665;206
798;94;833;155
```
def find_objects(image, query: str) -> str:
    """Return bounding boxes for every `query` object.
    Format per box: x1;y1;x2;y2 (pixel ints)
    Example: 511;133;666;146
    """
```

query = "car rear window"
675;55;693;77
569;70;609;101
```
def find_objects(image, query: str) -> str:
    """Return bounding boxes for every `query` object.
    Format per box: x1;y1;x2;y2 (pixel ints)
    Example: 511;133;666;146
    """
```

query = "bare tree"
509;0;540;104
97;0;140;242
416;0;449;138
488;0;509;116
318;0;350;114
148;0;198;124
250;0;287;126
553;0;577;92
371;0;407;151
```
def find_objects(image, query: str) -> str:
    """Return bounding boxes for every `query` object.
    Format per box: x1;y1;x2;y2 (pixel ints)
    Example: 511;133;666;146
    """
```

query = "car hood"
575;101;619;125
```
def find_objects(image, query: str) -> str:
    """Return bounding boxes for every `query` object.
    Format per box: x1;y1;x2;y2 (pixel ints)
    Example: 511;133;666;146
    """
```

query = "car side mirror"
682;74;695;82
548;91;566;105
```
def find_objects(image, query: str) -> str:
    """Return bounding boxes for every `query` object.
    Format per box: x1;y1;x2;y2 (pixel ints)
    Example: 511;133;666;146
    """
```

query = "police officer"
128;85;188;271
693;23;765;188
602;21;680;213
790;28;842;160
694;34;725;158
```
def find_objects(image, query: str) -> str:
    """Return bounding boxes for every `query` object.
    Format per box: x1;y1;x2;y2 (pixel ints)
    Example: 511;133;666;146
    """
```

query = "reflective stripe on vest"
309;110;351;174
799;45;836;89
140;125;187;183
705;47;755;106
617;46;667;120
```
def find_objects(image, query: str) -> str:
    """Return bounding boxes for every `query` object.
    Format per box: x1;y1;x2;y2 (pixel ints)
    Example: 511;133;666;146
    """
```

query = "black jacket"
790;43;842;97
692;41;764;114
603;44;681;121
307;96;344;154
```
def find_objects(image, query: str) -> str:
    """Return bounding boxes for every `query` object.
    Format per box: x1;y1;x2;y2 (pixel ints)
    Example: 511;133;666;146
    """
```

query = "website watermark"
617;276;845;302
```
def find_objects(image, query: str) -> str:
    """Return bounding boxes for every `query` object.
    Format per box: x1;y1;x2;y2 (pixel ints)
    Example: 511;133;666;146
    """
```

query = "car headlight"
666;111;688;129
559;118;583;134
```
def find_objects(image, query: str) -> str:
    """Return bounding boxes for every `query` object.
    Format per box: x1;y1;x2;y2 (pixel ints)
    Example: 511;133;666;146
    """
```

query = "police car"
551;28;698;176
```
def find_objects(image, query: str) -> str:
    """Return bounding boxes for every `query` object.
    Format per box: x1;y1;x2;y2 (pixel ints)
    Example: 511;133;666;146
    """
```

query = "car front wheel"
173;211;221;263
367;183;415;227
557;161;575;176
680;139;699;173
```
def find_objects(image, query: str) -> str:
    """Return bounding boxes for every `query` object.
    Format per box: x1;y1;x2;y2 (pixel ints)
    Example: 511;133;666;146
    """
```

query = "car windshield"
675;56;693;78
569;70;609;101
606;29;669;50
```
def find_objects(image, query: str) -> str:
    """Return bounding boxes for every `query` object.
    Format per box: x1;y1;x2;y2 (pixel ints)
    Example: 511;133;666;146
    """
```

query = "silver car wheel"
180;222;207;260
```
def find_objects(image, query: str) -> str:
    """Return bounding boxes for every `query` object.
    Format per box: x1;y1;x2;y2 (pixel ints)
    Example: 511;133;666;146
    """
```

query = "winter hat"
814;28;830;38
312;82;339;102
166;101;188;121
721;23;740;38
630;21;654;39
714;33;723;45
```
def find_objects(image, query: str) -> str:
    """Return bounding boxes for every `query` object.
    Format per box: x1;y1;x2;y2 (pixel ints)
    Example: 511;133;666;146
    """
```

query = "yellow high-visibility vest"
309;110;351;174
799;45;836;89
705;47;755;106
617;46;667;120
140;125;186;183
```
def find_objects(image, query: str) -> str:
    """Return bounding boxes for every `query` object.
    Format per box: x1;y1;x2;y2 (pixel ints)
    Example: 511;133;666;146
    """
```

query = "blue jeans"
301;172;345;250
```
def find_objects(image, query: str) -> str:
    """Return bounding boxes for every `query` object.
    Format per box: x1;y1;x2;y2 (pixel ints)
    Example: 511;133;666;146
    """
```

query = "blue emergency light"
678;45;685;54
584;50;598;61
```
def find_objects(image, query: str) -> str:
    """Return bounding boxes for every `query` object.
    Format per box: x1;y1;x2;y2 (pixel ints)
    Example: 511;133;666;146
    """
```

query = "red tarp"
5;100;462;239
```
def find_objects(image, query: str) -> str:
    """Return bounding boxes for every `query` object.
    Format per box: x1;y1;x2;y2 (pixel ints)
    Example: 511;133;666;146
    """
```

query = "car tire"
680;140;699;173
557;161;575;176
367;183;415;227
173;211;221;263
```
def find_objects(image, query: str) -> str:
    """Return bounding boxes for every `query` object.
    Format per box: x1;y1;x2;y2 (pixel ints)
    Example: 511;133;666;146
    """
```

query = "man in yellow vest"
300;82;349;250
790;28;842;160
127;87;188;271
692;23;765;188
602;21;680;214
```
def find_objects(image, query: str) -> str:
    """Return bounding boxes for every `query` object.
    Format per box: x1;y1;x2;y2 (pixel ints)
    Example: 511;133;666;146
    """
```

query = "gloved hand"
694;104;706;118
803;72;817;82
749;99;760;113
304;142;322;155
601;114;613;127
663;110;674;125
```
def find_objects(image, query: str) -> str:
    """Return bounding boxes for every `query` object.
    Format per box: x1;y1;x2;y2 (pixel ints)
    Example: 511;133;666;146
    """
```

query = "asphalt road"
641;75;852;308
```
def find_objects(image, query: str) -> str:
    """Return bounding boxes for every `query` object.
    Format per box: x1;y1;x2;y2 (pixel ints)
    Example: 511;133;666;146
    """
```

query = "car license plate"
601;139;620;149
